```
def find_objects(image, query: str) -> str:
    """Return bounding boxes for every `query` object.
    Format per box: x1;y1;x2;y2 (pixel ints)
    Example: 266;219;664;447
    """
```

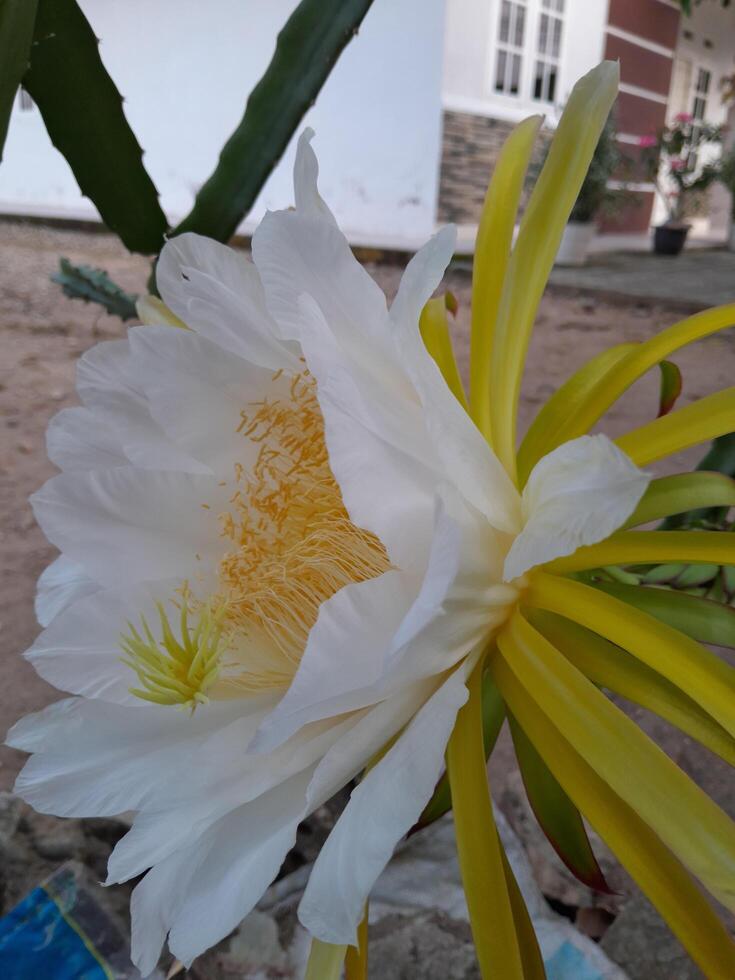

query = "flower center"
122;370;392;707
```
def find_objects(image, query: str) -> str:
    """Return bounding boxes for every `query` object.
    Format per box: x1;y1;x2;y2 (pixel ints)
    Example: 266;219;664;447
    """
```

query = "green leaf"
23;0;167;253
642;562;687;584
173;0;375;241
0;0;38;161
658;360;682;416
414;669;505;831
676;564;720;588
662;434;735;529
589;580;735;648
51;258;138;320
509;712;611;891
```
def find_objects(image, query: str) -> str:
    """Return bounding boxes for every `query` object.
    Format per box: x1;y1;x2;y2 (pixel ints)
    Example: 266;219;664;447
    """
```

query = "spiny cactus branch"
173;0;375;242
52;258;138;321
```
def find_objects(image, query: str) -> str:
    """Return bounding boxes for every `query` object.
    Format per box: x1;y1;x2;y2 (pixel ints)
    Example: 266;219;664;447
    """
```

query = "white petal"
9;696;245;817
25;580;195;704
250;570;416;754
31;467;227;588
131;771;311;973
252;202;426;467
390;229;521;536
46;407;128;472
503;434;652;581
292;292;437;569
253;199;390;356
106;712;352;884
294;128;337;223
130;684;436;971
35;555;99;627
304;679;439;813
388;484;515;684
127;325;287;478
76;339;205;474
298;661;473;944
156;233;299;371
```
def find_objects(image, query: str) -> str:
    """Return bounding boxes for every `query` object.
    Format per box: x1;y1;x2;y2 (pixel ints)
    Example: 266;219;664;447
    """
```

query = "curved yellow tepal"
616;387;735;466
420;296;469;411
490;61;619;481
304;939;347;980
470;113;542;442
136;294;188;329
517;342;636;485
623;472;735;528
523;304;735;463
545;530;735;575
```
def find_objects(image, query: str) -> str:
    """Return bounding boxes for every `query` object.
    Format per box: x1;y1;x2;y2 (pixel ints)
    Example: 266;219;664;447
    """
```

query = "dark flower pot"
653;224;690;256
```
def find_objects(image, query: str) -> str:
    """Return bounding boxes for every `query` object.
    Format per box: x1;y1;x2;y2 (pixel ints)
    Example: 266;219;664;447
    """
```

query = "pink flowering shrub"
639;115;722;223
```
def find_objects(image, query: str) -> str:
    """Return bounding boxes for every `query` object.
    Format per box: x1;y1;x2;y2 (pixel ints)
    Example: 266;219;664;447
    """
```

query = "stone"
368;911;479;980
600;893;704;979
32;822;86;861
0;793;23;846
218;910;288;976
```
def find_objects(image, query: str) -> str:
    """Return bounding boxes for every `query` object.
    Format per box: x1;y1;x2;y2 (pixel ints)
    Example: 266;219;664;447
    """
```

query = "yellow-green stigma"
121;601;228;709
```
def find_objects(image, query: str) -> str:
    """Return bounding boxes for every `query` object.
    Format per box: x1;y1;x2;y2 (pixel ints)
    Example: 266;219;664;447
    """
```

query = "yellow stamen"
124;369;392;706
121;601;228;710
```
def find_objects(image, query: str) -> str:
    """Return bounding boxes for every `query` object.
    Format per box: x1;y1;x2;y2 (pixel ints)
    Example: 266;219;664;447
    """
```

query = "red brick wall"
608;0;680;49
602;1;681;232
605;35;672;97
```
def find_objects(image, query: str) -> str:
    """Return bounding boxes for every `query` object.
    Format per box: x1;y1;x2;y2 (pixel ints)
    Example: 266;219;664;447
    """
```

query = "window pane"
551;17;562;57
693;95;706;120
496;50;508;91
510;53;521;94
533;60;545;100
500;0;511;43
547;64;557;102
539;13;549;55
514;5;526;46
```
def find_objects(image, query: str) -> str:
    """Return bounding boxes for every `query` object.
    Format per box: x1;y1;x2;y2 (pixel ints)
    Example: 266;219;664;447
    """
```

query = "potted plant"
556;119;622;265
639;113;721;255
555;117;624;265
717;147;735;250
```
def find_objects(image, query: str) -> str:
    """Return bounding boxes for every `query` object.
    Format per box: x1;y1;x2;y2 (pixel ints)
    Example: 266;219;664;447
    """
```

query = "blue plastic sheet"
546;939;606;980
0;864;140;979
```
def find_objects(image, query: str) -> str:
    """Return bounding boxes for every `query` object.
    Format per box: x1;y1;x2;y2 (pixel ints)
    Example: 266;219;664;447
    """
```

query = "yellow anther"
216;371;392;686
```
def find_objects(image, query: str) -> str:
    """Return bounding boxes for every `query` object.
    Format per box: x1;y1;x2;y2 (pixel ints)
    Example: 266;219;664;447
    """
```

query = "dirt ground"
1;220;734;812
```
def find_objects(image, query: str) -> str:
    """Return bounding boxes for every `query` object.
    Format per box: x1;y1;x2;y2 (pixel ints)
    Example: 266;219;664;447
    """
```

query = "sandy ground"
1;220;734;808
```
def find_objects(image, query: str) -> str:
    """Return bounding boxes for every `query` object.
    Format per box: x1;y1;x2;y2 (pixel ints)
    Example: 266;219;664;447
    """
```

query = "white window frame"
487;0;567;112
687;62;713;173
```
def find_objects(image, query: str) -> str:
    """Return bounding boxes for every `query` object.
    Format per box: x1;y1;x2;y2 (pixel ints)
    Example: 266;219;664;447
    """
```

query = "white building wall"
443;0;608;126
0;0;446;249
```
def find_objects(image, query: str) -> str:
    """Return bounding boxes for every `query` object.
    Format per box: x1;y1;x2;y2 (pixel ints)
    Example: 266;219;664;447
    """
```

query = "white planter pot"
555;221;595;266
729;223;735;252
